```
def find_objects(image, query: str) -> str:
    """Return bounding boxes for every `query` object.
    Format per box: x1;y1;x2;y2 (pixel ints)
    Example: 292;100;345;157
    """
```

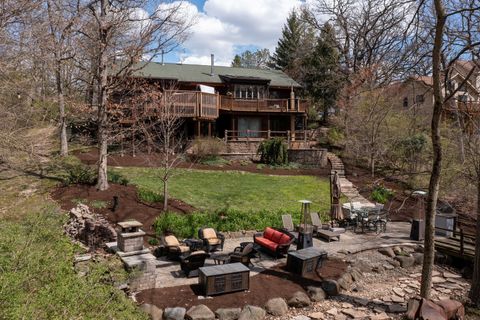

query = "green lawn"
115;167;331;214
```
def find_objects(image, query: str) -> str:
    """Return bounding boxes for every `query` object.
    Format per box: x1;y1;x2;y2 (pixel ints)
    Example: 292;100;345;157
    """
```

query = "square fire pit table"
198;263;250;296
286;247;327;277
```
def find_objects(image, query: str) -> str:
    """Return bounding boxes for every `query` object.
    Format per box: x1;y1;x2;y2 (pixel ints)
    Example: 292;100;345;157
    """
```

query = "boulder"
264;298;288;316
288;291;311;307
392;246;402;255
341;308;367;319
378;247;396;258
406;297;421;319
412;252;424;265
350;268;363;282
163;307;186;320
215;308;241;320
387;304;407;313
307;286;326;302
139;303;163;320
338;273;353;290
418;299;447;320
322;279;340;296
308;311;325;320
389;259;401;268
436;299;465;319
186;305;215;320
238;305;265;320
291;316;311;320
369;312;390;320
395;256;415;268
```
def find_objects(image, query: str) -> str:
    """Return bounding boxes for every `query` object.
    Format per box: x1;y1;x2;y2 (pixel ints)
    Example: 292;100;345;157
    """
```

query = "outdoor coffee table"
199;262;250;296
286;247;327;277
210;253;230;264
184;239;203;251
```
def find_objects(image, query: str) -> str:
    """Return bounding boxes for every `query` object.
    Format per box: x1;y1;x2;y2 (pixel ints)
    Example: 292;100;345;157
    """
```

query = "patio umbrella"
330;171;344;221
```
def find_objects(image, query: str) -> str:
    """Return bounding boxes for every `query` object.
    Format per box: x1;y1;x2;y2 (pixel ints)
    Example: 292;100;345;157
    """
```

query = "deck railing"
224;130;311;144
220;96;308;113
434;225;476;259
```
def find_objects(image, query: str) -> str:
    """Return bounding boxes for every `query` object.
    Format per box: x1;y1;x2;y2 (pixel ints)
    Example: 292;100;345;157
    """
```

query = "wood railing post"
287;130;291;147
460;228;464;255
247;129;250;144
304;130;307;143
199;92;203;117
267;130;271;139
224;130;228;143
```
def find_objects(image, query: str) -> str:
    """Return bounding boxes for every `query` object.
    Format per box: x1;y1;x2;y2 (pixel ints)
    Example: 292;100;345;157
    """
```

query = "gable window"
403;97;408;108
234;85;266;100
415;94;424;104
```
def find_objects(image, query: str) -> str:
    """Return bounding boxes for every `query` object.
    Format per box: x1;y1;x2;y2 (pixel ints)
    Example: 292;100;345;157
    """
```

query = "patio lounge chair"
180;250;210;277
228;243;254;267
281;214;299;242
198;227;225;252
162;235;190;259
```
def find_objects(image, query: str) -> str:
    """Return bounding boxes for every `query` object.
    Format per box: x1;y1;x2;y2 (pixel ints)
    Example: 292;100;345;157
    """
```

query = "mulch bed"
137;258;348;310
51;183;195;237
74;148;330;177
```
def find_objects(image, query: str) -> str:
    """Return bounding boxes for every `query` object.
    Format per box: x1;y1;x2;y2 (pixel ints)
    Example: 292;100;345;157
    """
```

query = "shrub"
257;138;288;165
189;137;225;161
371;185;394;204
63;163;96;186
137;188;163;203
148;238;159;246
152;209;328;238
108;171;129;185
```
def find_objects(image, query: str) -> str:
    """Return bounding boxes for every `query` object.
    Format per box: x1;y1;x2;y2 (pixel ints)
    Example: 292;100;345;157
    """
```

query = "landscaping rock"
163;307;186;320
383;263;394;270
418;299;447;320
389;259;401;268
186;305;215;320
238;305;265;320
392;288;405;297
291;316;311;320
342;308;367;319
392;246;402;255
306;286;326;302
264;298;288;316
338;273;353;290
350;268;363;281
395;256;415;268
378;247;395;258
436;299;465;319
288;291;311;307
406;297;421;319
387;304;407;313
369;312;390;320
308;311;325;320
322;279;340;296
373;265;385;273
412;252;424;265
215;308;241;320
443;272;461;279
432;276;445;283
139;303;163;320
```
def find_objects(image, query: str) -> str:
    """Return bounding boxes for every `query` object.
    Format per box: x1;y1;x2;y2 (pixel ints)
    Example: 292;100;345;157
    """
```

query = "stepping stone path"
327;153;375;207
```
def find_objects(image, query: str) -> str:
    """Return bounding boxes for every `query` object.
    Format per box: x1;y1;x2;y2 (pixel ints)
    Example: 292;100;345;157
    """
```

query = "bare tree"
77;0;193;190
112;80;185;211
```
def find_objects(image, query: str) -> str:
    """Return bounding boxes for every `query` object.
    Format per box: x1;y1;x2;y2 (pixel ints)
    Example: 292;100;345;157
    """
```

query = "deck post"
247;129;250;144
287;130;291;147
208;122;212;137
460;229;464;255
197;120;201;137
267;130;271;139
290;114;296;141
224;130;228;143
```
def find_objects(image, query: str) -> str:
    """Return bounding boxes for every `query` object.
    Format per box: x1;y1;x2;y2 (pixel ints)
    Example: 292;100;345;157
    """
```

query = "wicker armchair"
180;251;210;278
198;227;225;252
229;243;254;267
162;235;190;260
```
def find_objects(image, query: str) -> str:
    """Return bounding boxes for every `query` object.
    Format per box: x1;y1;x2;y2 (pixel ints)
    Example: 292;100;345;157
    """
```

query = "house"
126;59;309;142
389;61;480;126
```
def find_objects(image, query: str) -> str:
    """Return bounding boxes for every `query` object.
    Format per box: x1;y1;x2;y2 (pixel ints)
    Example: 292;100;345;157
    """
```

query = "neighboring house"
390;61;480;126
125;61;309;142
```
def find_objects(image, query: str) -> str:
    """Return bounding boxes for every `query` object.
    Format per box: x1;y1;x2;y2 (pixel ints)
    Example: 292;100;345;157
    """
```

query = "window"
458;94;468;102
403;97;408;108
415;94;424;104
234;85;265;100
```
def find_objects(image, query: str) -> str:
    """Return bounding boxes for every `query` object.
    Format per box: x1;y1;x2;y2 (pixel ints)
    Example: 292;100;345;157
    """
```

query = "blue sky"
160;0;305;66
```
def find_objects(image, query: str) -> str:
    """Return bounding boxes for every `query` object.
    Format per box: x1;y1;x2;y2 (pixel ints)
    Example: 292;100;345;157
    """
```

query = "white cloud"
174;0;304;65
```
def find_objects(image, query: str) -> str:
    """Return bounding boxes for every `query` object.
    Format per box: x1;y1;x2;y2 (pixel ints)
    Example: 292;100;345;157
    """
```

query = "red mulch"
137;258;348;310
51;183;195;237
74;148;330;177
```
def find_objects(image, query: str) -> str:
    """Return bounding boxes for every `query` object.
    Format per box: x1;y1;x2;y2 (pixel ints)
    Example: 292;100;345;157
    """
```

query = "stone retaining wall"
287;148;328;167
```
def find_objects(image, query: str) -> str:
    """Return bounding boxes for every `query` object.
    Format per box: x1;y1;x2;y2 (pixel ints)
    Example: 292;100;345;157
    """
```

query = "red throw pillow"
278;233;292;244
271;230;283;243
264;227;275;240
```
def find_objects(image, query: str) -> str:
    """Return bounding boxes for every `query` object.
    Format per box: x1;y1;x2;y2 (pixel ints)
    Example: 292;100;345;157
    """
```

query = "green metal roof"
131;62;301;88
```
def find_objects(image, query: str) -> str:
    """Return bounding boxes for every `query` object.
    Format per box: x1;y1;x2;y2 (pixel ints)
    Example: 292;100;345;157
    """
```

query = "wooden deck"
434;227;476;261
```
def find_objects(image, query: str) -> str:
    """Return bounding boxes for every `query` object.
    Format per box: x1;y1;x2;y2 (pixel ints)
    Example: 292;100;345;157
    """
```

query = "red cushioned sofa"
254;227;295;257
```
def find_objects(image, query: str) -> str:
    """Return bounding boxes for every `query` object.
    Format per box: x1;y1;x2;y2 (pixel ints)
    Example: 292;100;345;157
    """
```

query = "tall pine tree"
272;10;303;71
304;23;343;124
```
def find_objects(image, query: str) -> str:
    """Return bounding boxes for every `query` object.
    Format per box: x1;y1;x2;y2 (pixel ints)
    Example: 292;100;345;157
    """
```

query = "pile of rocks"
406;296;464;320
377;246;424;270
64;203;116;250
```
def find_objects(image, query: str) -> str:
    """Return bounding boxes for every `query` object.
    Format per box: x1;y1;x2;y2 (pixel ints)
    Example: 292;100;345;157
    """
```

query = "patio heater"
297;200;314;250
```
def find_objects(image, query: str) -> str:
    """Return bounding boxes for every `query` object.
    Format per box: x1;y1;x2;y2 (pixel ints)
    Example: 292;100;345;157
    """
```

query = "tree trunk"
420;0;446;299
163;179;168;211
95;0;109;191
55;60;68;157
469;179;480;306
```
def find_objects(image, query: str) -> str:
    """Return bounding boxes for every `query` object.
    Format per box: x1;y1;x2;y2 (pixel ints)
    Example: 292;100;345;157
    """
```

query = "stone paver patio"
150;222;418;289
